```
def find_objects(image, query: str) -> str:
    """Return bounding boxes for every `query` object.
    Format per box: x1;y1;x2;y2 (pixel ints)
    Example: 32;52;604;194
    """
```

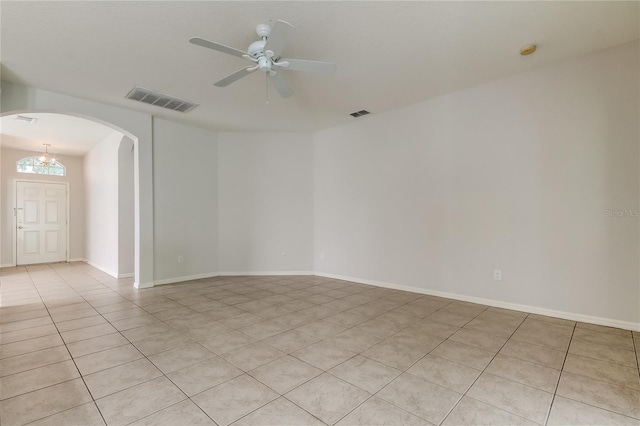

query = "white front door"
16;181;68;265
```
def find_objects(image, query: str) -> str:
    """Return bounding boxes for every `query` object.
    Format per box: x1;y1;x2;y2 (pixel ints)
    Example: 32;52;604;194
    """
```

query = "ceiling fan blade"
190;37;247;59
214;67;256;87
263;20;294;58
269;72;294;98
279;58;337;74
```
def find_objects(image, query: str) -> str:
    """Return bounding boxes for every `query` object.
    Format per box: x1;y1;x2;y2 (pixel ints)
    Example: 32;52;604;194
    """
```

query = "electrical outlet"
493;269;502;281
178;255;184;264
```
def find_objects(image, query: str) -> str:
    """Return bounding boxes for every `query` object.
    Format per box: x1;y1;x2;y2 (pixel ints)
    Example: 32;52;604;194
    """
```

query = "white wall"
1;42;637;330
0;147;85;266
84;131;122;276
0;147;2;265
1;81;154;286
152;118;218;283
118;136;135;276
1;83;216;285
314;41;639;327
218;133;314;273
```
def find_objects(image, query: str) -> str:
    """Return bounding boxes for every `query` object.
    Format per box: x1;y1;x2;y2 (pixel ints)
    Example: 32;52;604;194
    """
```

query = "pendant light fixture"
39;144;56;166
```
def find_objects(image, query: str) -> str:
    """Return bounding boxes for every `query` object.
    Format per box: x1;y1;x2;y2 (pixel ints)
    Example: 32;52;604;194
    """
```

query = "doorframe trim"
12;179;70;267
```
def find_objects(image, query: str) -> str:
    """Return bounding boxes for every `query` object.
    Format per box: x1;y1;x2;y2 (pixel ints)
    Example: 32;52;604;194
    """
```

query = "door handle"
18;226;23;229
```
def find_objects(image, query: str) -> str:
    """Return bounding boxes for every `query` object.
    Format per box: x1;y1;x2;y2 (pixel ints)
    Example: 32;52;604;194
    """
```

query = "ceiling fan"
190;20;337;98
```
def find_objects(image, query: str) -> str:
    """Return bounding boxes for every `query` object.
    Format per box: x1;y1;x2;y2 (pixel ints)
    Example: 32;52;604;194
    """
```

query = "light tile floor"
1;262;639;426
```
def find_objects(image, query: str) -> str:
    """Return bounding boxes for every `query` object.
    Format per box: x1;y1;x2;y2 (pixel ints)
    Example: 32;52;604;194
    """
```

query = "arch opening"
1;110;141;286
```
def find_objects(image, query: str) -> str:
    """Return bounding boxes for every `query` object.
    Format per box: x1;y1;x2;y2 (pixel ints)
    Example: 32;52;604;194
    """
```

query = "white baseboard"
2;258;84;268
315;271;640;332
134;281;154;289
137;271;314;288
153;272;220;286
84;260;118;279
84;260;134;280
113;264;640;332
217;271;315;276
2;259;85;268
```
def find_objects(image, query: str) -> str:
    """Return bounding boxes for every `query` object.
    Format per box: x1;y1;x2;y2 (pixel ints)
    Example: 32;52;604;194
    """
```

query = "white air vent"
350;110;370;118
125;86;198;113
15;115;37;124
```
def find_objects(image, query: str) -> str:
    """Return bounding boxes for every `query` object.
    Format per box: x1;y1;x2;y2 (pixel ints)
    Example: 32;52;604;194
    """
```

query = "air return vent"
350;110;370;118
15;115;37;124
125;86;198;113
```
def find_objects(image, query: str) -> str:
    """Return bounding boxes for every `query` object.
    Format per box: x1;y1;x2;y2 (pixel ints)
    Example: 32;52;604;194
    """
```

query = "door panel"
45;201;59;223
24;200;39;223
16;181;67;265
24;231;40;254
45;188;61;198
24;187;39;198
45;231;59;252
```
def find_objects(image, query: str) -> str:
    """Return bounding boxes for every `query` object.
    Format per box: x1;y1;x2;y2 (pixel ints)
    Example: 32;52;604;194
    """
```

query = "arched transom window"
16;156;66;176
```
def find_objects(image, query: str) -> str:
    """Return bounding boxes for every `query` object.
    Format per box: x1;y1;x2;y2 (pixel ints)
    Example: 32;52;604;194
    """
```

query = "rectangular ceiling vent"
15;115;37;124
350;110;370;118
125;86;198;113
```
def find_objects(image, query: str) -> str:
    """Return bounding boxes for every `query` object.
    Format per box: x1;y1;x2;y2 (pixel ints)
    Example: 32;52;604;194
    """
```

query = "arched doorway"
1;111;142;287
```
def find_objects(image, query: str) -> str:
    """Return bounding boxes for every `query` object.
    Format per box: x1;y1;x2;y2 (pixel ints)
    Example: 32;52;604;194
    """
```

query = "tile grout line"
555;331;640;392
238;297;512;423
543;321;577;426
4;265;638;425
16;265;196;426
633;333;640;381
560;345;639;370
329;302;500;425
437;310;534;426
224;289;441;426
311;294;461;424
542;326;640;423
23;263;110;426
212;288;452;425
164;276;351;426
48;265;122;426
72;283;218;425
71;268;222;424
84;274;351;425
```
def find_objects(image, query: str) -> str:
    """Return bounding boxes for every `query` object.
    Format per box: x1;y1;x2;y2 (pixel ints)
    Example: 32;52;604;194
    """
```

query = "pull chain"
265;73;269;104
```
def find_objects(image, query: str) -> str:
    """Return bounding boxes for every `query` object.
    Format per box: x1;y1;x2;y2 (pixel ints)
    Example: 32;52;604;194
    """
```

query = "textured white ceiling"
1;1;638;132
1;113;120;156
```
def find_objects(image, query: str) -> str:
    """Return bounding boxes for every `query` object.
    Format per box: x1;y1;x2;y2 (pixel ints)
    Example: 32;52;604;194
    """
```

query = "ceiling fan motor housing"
255;24;271;39
248;23;273;60
248;40;267;58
